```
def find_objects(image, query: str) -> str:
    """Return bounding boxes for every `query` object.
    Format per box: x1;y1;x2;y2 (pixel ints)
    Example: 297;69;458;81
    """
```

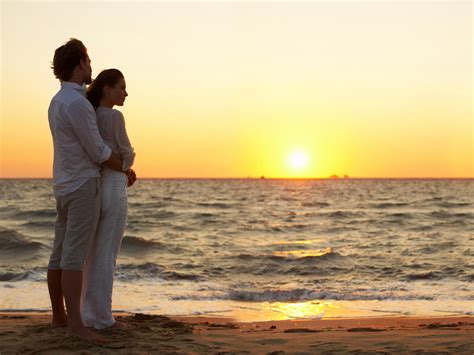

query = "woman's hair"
51;38;88;81
86;69;124;109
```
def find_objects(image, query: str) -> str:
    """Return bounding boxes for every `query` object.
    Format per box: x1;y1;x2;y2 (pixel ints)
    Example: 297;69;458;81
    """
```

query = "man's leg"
48;197;68;327
62;270;99;338
47;269;67;327
59;178;102;340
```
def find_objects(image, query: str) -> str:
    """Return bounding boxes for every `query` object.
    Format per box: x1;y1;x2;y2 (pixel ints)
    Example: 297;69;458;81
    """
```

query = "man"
47;38;124;340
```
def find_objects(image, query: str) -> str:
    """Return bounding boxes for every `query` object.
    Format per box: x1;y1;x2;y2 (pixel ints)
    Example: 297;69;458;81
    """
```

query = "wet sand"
0;313;473;354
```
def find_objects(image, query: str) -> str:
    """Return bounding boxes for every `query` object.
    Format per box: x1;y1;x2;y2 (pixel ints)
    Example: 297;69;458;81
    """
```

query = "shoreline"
1;294;472;323
1;177;474;180
1;310;471;321
1;312;473;353
3;283;472;322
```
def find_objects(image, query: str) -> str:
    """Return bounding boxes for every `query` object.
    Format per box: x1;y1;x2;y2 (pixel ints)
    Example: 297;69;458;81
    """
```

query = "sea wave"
192;212;217;219
128;201;170;209
319;211;366;219
172;288;446;302
15;209;56;219
0;271;29;282
405;272;442;281
150;210;178;219
301;201;330;208
196;202;233;209
463;274;474;282
370;202;410;209
0;228;46;256
233;248;341;262
115;262;202;282
121;235;164;249
436;201;471;208
0;268;46;282
429;210;474;219
121;235;187;255
387;212;414;219
21;221;54;229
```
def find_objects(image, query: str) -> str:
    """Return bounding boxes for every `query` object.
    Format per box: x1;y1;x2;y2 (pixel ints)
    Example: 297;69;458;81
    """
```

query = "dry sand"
0;313;472;354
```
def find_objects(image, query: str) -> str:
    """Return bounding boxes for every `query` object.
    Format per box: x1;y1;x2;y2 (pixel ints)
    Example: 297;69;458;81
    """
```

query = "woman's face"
106;77;128;106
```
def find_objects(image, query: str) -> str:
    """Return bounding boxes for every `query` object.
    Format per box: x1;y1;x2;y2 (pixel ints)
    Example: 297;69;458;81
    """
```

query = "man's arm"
113;111;136;172
68;100;112;164
103;151;123;172
67;100;126;173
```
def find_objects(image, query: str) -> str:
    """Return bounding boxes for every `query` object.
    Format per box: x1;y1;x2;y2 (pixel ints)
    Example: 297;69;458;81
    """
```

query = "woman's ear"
103;85;111;99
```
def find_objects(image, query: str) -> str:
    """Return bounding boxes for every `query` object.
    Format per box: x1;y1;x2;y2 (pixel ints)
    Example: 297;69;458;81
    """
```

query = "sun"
288;150;310;170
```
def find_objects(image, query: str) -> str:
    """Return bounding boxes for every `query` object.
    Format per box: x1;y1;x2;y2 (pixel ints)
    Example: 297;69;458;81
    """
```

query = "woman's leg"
104;173;128;327
81;170;128;329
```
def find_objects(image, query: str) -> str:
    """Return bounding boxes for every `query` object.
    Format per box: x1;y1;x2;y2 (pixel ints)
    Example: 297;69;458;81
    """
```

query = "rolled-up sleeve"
113;111;136;171
67;99;112;164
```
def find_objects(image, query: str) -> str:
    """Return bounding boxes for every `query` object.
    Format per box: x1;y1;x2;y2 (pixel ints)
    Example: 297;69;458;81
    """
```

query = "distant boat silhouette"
329;174;339;179
260;175;265;179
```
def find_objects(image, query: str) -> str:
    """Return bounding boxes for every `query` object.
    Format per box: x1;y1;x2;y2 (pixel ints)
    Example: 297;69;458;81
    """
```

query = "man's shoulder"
52;86;89;108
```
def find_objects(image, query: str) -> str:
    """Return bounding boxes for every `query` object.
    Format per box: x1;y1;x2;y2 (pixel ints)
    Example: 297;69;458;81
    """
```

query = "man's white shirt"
48;82;112;197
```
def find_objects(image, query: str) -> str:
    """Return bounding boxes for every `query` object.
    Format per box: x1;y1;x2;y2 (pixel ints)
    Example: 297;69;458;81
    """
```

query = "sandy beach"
0;313;472;354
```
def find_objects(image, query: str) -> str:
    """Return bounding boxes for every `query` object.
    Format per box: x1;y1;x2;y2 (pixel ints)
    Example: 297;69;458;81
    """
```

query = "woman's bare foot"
109;321;132;329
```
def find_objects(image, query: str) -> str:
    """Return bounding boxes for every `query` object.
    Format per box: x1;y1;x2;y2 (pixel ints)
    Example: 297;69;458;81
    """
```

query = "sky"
1;0;472;178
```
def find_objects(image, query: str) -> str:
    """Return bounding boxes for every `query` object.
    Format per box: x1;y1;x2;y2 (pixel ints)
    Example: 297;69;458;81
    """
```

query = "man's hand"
125;169;137;187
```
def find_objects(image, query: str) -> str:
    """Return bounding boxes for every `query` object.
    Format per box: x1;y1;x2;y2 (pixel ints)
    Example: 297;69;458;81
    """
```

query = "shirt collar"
61;81;87;96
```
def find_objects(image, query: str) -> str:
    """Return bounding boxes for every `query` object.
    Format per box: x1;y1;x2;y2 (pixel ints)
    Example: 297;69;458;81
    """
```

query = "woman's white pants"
81;168;128;329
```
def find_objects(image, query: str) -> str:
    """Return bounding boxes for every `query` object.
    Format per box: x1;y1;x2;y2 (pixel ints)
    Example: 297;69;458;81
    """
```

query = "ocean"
1;178;473;321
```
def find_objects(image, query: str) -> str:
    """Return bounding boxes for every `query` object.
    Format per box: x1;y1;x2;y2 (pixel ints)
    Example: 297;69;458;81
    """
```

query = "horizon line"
1;176;473;180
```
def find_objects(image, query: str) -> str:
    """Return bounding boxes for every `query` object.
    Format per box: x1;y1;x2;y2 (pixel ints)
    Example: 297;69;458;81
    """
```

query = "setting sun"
288;150;310;171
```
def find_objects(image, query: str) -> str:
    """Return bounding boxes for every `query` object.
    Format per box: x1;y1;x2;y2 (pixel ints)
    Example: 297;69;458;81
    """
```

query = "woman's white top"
96;107;135;171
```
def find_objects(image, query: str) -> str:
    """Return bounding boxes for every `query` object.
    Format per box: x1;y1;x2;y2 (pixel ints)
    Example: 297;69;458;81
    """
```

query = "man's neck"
67;71;85;86
67;77;84;86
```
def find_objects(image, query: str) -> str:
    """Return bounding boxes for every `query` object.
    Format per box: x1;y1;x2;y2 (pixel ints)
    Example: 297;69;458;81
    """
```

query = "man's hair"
51;39;88;81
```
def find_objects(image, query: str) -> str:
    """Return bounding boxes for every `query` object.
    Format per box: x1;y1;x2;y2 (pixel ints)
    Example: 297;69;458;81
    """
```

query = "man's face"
82;54;92;85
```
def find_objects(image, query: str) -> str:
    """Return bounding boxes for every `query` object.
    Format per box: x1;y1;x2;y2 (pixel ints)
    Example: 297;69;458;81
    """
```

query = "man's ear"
79;58;87;70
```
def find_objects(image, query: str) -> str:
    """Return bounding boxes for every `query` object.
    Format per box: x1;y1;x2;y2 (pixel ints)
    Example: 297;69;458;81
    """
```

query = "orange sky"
1;1;472;178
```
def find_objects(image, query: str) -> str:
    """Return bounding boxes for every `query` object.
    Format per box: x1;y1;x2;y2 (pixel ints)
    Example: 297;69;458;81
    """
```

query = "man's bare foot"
109;321;132;329
52;320;67;328
66;326;106;343
51;315;67;328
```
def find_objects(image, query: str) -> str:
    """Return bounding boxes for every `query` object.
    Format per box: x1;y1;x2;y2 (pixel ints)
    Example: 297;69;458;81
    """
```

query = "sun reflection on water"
273;247;332;258
267;301;341;320
272;239;323;245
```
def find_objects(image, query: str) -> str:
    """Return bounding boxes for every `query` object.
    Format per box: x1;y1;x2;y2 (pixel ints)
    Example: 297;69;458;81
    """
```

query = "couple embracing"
47;38;136;340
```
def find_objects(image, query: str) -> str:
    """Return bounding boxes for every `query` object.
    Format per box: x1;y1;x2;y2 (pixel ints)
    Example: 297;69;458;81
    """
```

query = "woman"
81;69;136;329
